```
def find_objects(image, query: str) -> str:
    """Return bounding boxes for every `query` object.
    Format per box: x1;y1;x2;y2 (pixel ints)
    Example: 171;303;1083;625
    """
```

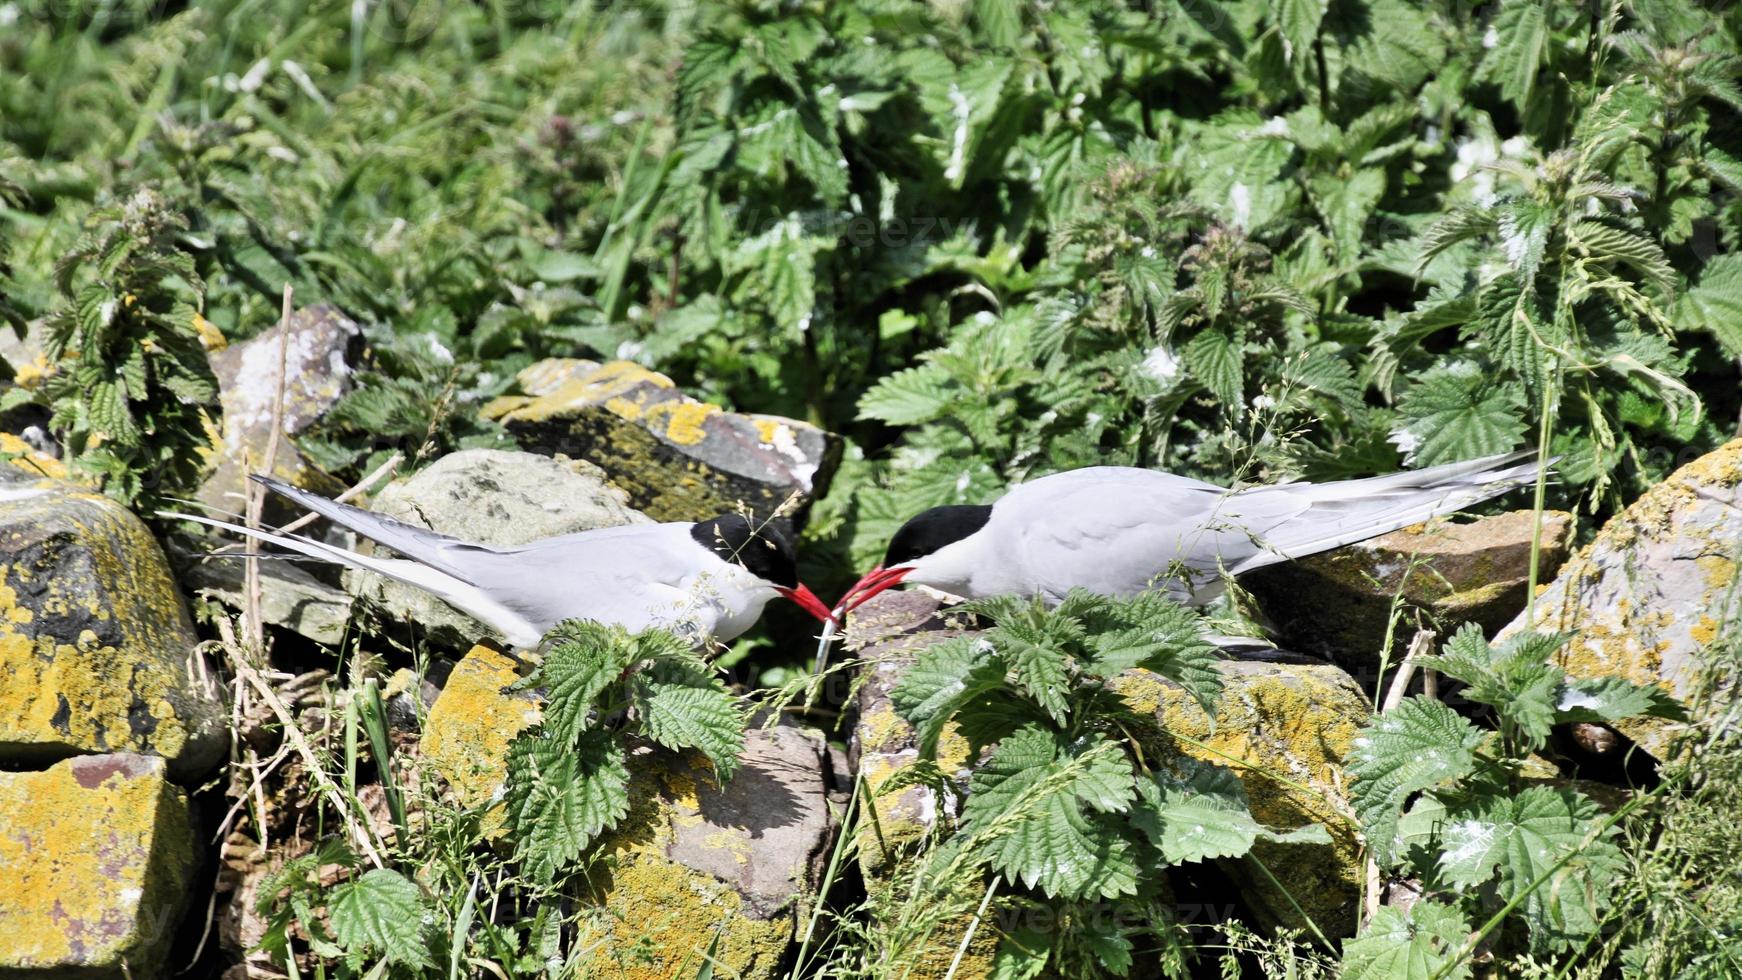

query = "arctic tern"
168;475;836;647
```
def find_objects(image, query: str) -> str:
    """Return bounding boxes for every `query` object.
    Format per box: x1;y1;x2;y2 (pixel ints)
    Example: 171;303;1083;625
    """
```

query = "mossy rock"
1497;437;1742;760
421;646;834;978
1115;654;1369;938
0;753;197;979
0;472;225;780
486;358;839;533
1242;509;1575;669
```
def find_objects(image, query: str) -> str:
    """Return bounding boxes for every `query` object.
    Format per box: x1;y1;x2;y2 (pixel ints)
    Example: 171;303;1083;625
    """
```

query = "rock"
422;644;541;819
0;753;197;978
420;644;834;978
1242;509;1575;667
343;449;650;649
1115;653;1368;938
185;559;354;647
849;591;1367;945
0;472;225;780
198;304;360;515
576;726;833;979
1497;438;1742;760
486;358;838;531
847;592;999;978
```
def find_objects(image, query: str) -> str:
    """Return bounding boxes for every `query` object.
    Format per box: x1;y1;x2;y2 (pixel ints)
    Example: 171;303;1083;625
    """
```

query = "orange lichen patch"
422;645;540;815
193;312;227;351
11;353;54;389
0;753;194;975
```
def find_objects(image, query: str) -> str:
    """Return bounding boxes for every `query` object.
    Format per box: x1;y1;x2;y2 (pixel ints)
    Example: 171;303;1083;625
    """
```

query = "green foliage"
1345;626;1687;970
28;188;218;506
890;591;1313;978
328;869;434;969
503;619;745;885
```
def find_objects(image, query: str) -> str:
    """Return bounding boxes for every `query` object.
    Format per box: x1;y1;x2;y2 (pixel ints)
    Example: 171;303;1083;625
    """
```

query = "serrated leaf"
1183;327;1243;407
1553;674;1687;725
962;727;1138;899
1568;220;1676;295
636;660;745;780
327;869;430;968
505;729;631;883
1482;0;1549;113
1676;253;1742;356
535;620;637;742
993;614;1080;726
858;363;956;424
1133;763;1261;863
891;636;1007;756
1393;367;1526;467
1479;786;1623;947
1349;697;1484;864
1340;901;1471;980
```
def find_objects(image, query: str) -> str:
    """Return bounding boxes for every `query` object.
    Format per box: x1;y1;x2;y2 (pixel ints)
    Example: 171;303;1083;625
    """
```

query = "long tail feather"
1228;452;1551;575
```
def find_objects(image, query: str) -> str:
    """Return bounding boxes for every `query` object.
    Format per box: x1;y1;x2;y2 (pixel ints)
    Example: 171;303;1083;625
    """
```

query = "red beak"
776;583;839;625
836;564;912;617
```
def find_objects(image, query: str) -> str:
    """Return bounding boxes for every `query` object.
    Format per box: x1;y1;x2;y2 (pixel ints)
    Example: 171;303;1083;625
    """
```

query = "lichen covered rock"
1242;509;1575;666
1116;654;1368;937
343;449;649;648
1497;438;1742;759
575;727;833;979
421;646;834;978
0;753;197;978
422;644;540;814
198;304;360;515
487;359;838;531
0;472;225;779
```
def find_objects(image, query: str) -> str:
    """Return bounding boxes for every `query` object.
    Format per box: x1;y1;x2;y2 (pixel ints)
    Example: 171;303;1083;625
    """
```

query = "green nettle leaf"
327;869;431;968
1676;253;1742;356
1340;901;1472;980
1482;0;1550;113
1183;328;1244;406
533;621;636;741
1080;593;1221;714
962;727;1138;900
1393;367;1526;468
1486;786;1623;946
1349;697;1485;863
994;613;1082;726
891;636;1008;755
505;730;631;883
858;363;957;425
635;660;745;780
1553;675;1687;725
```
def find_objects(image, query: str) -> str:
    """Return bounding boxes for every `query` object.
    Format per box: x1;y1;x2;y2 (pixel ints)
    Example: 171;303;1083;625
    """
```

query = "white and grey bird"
167;476;836;647
837;451;1545;613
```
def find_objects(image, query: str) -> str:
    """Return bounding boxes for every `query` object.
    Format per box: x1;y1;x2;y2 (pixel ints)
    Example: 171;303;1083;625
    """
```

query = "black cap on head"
883;504;993;567
691;514;799;588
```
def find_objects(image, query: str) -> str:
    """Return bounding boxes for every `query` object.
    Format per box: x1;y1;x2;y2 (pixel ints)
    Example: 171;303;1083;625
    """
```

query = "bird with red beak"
834;451;1541;621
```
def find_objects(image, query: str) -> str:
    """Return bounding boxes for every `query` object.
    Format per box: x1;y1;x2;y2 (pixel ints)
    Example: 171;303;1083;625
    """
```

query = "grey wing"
993;467;1310;601
255;476;503;579
455;523;704;634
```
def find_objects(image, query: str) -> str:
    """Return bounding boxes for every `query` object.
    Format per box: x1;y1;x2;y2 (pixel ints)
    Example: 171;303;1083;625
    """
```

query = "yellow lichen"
647;400;720;447
0;433;69;481
423;645;540;816
0;755;193;973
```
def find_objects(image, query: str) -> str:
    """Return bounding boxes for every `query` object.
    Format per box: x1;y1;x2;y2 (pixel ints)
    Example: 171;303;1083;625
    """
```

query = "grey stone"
186;558;354;646
199;304;360;517
343;449;649;649
1496;438;1742;760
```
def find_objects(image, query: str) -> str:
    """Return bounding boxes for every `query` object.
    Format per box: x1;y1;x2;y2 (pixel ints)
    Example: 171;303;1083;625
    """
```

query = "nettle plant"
19;188;220;508
503;620;746;885
890;591;1329;978
1342;625;1686;976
